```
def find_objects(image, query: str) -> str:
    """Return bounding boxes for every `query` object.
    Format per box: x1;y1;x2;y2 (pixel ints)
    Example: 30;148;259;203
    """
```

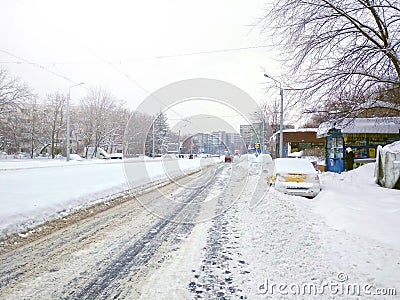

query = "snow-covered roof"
269;128;318;141
357;100;400;111
317;117;400;138
283;128;318;133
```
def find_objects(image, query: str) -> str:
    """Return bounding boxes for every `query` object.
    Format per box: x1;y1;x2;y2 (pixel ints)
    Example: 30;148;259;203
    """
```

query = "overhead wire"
0;49;81;86
0;45;268;65
2;0;264;136
1;28;264;128
153;45;268;59
0;47;257;132
5;0;267;116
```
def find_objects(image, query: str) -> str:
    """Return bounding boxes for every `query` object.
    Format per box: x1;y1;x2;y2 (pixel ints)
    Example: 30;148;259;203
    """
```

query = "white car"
271;158;321;198
110;153;123;159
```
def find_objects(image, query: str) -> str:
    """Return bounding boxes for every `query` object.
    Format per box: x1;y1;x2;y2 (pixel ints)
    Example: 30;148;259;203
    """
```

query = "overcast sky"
0;0;281;131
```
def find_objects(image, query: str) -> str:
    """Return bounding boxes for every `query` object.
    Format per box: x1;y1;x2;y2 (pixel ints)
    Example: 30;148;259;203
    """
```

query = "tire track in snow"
70;166;225;299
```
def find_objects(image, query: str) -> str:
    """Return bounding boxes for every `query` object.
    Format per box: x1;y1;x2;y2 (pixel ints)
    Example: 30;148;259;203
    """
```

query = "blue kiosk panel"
326;128;345;173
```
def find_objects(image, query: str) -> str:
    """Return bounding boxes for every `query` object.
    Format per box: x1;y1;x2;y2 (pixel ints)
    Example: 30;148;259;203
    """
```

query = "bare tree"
42;93;66;158
1;111;22;154
0;69;35;153
257;99;282;133
103;103;130;153
26;96;41;158
124;111;153;155
260;0;400;119
79;87;123;157
0;68;33;116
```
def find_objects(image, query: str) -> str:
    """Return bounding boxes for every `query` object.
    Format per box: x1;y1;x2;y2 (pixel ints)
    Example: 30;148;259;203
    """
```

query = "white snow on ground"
293;163;400;293
0;157;220;237
139;158;400;298
308;163;400;248
1;155;399;297
134;157;400;298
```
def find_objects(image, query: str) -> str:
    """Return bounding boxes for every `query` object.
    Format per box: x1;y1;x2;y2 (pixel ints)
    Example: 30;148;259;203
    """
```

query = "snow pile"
291;163;400;291
375;141;400;189
0;157;218;237
307;163;400;248
288;151;303;158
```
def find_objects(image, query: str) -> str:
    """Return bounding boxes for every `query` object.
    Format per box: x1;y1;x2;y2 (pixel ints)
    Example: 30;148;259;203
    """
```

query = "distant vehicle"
69;154;83;161
110;153;123;159
14;152;30;159
224;152;233;163
84;146;111;159
0;151;7;159
270;158;321;198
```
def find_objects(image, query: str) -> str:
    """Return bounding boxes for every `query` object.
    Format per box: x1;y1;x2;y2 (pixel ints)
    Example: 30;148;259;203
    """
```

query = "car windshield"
274;158;316;174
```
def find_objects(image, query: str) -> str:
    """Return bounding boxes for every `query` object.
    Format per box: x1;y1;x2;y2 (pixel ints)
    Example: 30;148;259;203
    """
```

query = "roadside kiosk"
326;128;345;173
317;117;400;173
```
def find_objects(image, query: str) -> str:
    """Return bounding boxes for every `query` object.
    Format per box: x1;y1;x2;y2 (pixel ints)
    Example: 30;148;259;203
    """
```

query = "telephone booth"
326;128;345;173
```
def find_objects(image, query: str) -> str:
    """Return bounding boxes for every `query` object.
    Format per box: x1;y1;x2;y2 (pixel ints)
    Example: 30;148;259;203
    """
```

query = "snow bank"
375;141;400;189
0;158;218;237
310;163;400;248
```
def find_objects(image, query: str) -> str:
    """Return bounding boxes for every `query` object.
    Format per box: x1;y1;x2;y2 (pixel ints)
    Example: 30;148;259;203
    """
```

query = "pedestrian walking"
345;147;355;171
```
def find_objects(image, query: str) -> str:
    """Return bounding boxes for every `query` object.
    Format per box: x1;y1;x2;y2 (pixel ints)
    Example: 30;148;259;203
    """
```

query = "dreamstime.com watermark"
257;272;397;297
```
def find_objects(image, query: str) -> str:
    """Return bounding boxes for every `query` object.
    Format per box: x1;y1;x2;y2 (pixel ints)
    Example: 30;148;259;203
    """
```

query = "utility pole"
262;120;265;154
264;73;284;158
279;85;284;158
152;118;155;158
178;130;181;157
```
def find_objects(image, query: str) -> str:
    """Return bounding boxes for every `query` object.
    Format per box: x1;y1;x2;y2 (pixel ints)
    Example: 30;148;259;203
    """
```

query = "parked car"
110;153;123;159
270;158;321;198
69;154;83;161
14;152;30;159
85;146;111;159
0;151;7;159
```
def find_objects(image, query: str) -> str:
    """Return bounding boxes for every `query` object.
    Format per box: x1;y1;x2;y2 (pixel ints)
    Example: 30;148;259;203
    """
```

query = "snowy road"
0;156;399;299
0;159;244;299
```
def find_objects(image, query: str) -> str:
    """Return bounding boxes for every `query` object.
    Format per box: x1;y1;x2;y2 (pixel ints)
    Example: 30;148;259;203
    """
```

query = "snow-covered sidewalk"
293;163;400;296
135;159;399;298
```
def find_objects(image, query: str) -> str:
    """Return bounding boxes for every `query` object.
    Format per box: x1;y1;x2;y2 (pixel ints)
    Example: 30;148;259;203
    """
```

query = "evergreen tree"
145;112;169;156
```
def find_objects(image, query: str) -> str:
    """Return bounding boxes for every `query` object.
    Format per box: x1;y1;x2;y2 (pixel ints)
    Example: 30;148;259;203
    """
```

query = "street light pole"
178;130;181;157
152;117;155;158
66;82;84;161
264;73;284;158
261;119;265;154
176;119;191;158
279;83;284;158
